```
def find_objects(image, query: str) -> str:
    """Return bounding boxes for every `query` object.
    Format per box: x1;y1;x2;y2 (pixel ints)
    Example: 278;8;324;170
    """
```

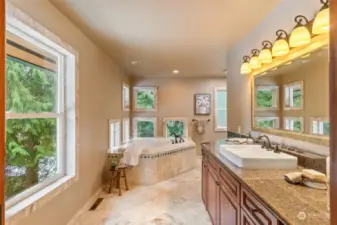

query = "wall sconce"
289;15;311;48
258;41;273;64
313;0;329;34
240;56;252;74
272;30;290;57
249;49;262;69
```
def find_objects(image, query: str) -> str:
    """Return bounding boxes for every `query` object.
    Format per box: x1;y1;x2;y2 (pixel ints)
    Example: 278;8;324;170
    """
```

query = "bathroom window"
284;117;304;133
133;87;157;111
162;117;188;138
214;87;227;131
122;118;130;142
133;117;157;138
284;81;303;110
122;83;130;111
254;117;279;129
109;120;121;149
5;16;76;208
255;86;279;110
311;118;330;136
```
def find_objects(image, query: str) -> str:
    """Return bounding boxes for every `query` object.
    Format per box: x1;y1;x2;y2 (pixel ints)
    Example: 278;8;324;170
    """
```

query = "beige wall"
8;0;130;225
227;0;323;134
131;77;227;155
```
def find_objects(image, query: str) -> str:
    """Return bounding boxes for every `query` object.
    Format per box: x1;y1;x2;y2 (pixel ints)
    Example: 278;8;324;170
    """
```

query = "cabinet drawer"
241;188;278;225
207;156;219;175
241;210;256;225
219;167;240;202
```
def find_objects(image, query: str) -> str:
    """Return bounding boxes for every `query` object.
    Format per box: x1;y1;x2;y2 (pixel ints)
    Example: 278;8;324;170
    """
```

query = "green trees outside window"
166;121;184;137
136;89;155;109
137;121;154;137
257;90;273;108
6;56;58;200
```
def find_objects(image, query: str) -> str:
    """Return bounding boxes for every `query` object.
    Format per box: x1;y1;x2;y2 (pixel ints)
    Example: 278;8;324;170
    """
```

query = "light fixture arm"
262;41;273;49
243;56;251;63
320;0;329;9
294;15;310;27
251;49;260;56
276;30;289;40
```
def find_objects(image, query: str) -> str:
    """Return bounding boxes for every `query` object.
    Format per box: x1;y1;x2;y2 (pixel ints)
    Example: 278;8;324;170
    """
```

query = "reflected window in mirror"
254;117;279;129
284;117;303;133
256;86;279;110
311;118;330;136
284;81;303;110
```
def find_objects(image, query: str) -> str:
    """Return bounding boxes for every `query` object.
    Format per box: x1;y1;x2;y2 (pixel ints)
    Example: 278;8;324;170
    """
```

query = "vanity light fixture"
272;30;290;57
313;0;330;34
249;49;262;69
240;56;252;74
289;15;311;48
258;41;273;64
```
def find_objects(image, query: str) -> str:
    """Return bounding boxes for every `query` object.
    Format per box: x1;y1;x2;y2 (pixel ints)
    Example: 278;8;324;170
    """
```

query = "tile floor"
72;159;211;225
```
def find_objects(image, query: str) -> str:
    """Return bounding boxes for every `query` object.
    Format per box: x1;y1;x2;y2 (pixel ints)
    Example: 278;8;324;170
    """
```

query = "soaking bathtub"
107;137;197;185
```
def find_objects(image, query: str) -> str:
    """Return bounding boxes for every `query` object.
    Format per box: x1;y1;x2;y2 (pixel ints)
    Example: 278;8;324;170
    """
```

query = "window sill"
6;175;77;225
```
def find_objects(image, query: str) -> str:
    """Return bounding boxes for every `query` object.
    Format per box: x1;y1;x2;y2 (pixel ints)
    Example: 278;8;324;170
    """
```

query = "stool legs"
109;167;129;196
123;169;129;191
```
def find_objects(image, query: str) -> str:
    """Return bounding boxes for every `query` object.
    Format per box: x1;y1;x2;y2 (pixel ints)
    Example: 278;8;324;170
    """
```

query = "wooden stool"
109;164;129;196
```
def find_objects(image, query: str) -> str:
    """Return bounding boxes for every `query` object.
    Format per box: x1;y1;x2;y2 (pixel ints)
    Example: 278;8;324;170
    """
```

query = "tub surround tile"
202;140;330;225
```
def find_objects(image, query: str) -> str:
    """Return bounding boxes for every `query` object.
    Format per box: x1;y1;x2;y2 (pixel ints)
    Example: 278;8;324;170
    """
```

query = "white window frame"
162;117;189;138
254;117;280;129
284;117;304;133
122;83;130;111
122;118;130;143
132;86;158;112
214;87;227;132
109;119;121;150
6;15;76;210
132;117;157;138
284;81;304;110
255;86;279;111
5;15;77;211
311;118;330;136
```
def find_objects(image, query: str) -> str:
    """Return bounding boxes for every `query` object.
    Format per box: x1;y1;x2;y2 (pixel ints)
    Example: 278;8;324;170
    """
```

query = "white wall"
227;0;323;134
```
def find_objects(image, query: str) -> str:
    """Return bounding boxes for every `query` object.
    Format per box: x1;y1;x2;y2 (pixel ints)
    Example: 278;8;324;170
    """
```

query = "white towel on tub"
121;143;145;166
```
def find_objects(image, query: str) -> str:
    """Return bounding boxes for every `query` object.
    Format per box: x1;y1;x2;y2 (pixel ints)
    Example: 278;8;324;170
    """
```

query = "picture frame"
194;93;211;115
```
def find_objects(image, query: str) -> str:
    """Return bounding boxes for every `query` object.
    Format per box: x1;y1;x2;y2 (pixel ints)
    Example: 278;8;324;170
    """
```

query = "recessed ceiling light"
172;70;180;74
131;61;141;65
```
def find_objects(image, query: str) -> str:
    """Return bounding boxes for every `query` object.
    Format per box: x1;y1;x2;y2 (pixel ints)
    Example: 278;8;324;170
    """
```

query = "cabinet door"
207;169;218;225
202;160;208;205
218;185;240;225
241;210;256;225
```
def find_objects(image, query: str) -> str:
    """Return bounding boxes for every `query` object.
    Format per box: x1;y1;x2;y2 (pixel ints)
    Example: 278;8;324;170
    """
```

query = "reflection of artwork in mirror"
284;81;303;110
133;87;157;111
311;118;330;136
284;117;303;133
255;117;279;129
256;86;279;110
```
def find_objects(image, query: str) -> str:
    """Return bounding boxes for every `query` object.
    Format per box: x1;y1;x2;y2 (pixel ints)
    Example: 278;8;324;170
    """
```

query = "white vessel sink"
219;145;297;169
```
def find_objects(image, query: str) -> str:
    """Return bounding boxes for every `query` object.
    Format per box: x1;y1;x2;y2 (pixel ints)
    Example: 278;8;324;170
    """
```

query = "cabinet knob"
215;181;220;186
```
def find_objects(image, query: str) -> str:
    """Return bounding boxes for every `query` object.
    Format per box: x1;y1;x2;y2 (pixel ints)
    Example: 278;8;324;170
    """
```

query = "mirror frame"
251;33;329;146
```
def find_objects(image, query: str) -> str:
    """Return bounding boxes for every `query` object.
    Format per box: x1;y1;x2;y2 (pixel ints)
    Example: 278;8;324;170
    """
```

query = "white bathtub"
109;137;197;185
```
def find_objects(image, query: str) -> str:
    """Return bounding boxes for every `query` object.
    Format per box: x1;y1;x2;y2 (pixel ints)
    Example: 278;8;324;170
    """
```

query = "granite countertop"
202;140;330;225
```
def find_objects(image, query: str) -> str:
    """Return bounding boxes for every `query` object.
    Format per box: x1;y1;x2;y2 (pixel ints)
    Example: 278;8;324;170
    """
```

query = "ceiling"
51;0;281;77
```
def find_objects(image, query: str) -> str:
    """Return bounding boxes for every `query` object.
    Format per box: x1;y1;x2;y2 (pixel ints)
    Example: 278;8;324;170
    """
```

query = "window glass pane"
6;118;57;200
293;120;302;132
257;119;274;128
257;90;273;108
292;89;302;107
217;110;227;128
137;121;154;137
217;90;226;109
6;31;58;113
166;120;184;137
136;89;155;109
323;121;330;135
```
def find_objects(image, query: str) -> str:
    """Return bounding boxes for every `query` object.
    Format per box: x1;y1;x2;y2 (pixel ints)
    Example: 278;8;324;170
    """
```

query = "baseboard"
67;187;103;225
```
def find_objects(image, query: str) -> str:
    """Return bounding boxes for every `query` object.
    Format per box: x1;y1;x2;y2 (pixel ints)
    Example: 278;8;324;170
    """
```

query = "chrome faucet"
256;135;272;151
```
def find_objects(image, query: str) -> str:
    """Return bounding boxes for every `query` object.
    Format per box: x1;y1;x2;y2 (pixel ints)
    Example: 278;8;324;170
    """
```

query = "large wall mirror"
252;44;329;146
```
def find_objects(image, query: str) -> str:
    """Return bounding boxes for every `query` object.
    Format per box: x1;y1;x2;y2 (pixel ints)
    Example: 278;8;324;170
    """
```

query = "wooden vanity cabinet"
202;151;282;225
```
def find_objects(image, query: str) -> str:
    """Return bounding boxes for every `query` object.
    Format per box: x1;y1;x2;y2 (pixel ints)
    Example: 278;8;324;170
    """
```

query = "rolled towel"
302;169;327;183
284;172;303;184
